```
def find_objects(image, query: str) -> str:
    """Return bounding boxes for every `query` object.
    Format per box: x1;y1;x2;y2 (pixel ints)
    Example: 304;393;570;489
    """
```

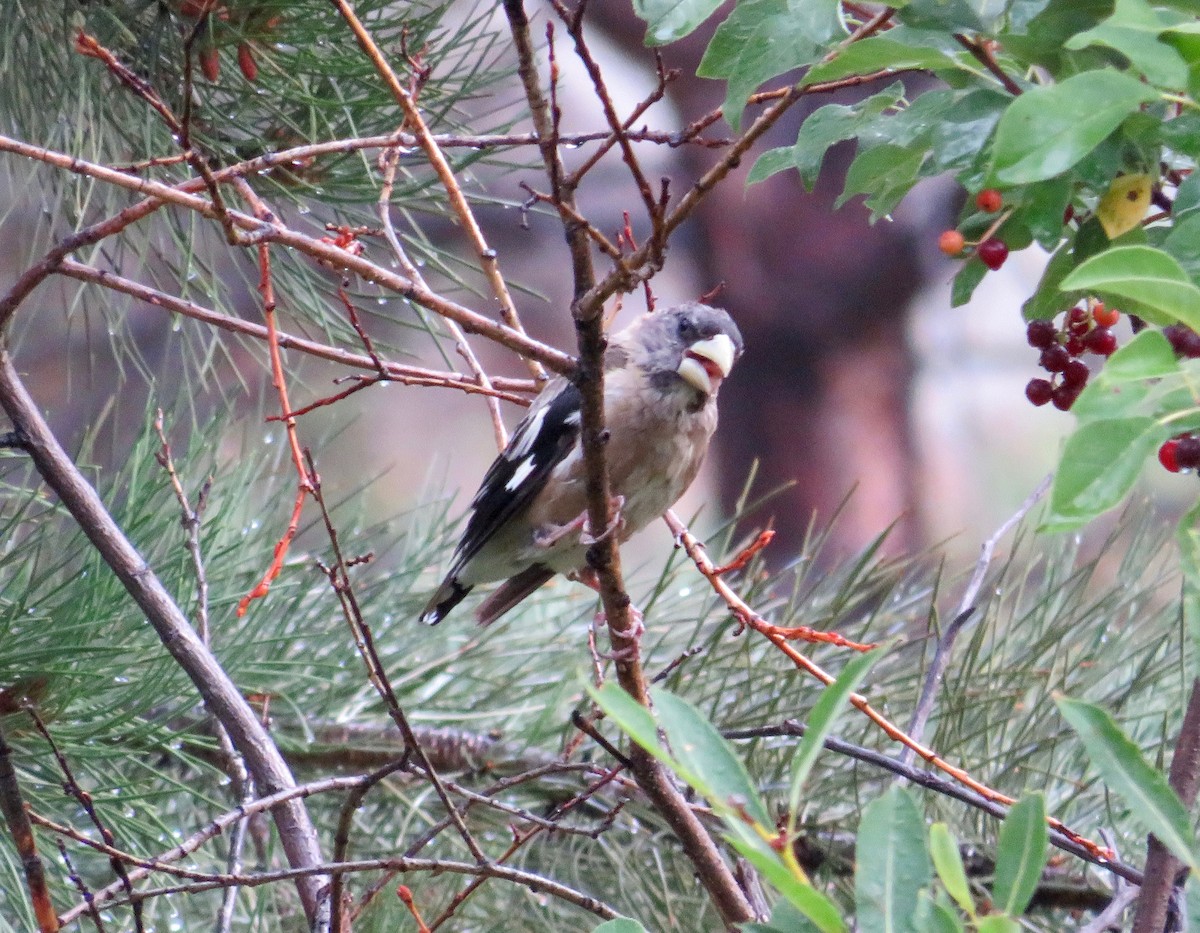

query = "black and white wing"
420;379;581;624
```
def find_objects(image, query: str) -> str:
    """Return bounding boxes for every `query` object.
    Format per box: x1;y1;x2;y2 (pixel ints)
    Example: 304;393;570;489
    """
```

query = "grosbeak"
421;302;743;626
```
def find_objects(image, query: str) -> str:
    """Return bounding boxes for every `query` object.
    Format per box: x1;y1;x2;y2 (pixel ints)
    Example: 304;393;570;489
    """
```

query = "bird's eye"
677;316;693;337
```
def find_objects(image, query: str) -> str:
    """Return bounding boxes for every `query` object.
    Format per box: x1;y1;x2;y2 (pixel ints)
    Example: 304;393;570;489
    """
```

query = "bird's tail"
420;577;472;625
473;565;554;626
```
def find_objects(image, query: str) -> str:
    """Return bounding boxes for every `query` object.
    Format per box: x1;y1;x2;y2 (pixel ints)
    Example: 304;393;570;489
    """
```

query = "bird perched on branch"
421;302;743;626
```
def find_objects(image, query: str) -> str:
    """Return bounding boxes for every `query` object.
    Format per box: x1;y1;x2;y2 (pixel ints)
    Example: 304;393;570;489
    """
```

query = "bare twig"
0;722;60;932
902;475;1051;762
0;351;328;925
329;0;546;383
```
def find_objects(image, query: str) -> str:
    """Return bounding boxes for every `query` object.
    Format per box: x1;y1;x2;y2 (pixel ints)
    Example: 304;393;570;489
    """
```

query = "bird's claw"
597;605;645;663
534;496;626;549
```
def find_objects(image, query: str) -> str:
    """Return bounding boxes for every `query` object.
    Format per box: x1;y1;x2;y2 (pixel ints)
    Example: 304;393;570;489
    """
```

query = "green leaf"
1059;245;1200;331
1177;501;1200;680
592;920;648;933
652;687;773;826
855;787;931;933
1066;330;1178;422
698;0;823;132
742;899;824;933
837;144;926;219
917;894;967;933
951;258;987;307
993;795;1048;917
633;0;724;44
975;918;1021;933
988;71;1158;185
1064;0;1188;89
803;37;964;87
928;89;1009;175
1023;242;1078;320
1163;215;1200;282
1044;416;1164;529
748;84;906;188
896;0;984;32
726;828;847;933
1056;696;1200;874
929;824;974;918
787;646;888;828
1175;170;1200;220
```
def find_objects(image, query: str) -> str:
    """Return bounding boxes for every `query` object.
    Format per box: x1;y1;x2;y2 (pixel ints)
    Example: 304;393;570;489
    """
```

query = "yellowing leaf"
1097;173;1152;238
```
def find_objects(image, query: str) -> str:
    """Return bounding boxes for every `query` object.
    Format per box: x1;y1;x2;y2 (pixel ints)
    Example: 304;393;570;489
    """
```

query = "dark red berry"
1025;378;1054;406
237;42;258;83
200;47;220;82
1063;204;1075;225
976;189;1003;213
1065;335;1085;356
1066;306;1090;336
1040;344;1071;373
1084;327;1117;356
1026;320;1057;349
1052;383;1081;411
1165;324;1200;358
1092;303;1119;328
1062;359;1089;389
977;237;1009;270
938;230;965;256
1161;439;1182;472
1178;436;1200;470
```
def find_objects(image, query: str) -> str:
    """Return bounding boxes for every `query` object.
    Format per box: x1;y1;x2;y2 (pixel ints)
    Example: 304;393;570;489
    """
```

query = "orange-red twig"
397;886;432;933
237;245;313;617
662;509;1113;862
712;529;775;576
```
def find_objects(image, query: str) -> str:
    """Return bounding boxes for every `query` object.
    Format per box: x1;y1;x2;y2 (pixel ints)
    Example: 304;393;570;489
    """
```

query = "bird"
420;302;743;627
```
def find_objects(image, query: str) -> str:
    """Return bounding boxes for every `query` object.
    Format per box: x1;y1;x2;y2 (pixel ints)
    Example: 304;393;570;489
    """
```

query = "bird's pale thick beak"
677;333;737;395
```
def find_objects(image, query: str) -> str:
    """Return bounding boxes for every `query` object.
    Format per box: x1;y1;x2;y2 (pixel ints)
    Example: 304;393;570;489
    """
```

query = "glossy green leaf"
896;0;984;32
917;894;967;933
929;824;974;917
837;144;926;219
1163;215;1200;282
1177;501;1200;681
993;795;1048;917
725;826;847;933
951;258;988;307
1022;242;1078;320
787;646;888;830
698;0;825;131
1064;0;1188;88
742;899;824;933
652;687;773;826
633;0;724;44
989;70;1157;185
1059;245;1200;331
748;84;906;188
1045;416;1163;529
803;37;963;87
592;920;647;933
855;787;931;933
1057;696;1200;874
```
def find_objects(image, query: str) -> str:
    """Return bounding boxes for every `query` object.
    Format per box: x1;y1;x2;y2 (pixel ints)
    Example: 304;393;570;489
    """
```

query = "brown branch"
56;260;534;404
954;33;1023;96
0;351;328;925
1132;675;1200;932
0;722;60;932
503;3;756;927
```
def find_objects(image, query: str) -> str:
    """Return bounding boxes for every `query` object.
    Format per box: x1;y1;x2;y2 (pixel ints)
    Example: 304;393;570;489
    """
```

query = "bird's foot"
597;605;645;663
533;495;625;550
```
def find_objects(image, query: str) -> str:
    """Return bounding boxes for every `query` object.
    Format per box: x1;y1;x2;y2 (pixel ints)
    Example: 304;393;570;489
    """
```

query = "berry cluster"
1024;304;1119;411
938;189;1009;269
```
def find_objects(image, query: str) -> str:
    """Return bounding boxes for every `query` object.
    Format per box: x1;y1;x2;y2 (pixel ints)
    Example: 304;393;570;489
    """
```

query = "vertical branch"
501;2;755;927
0;351;328;926
1131;676;1200;933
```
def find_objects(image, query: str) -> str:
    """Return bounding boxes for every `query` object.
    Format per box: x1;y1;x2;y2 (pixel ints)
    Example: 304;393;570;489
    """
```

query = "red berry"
1084;327;1117;356
1066;306;1090;336
1160;439;1182;472
1026;320;1057;349
1092;303;1119;328
1179;436;1200;470
1065;335;1085;356
237;42;258;83
1025;378;1054;406
977;237;1009;270
1165;324;1200;358
1062;358;1089;389
976;189;1003;213
1052;383;1081;411
1040;345;1071;373
938;230;966;256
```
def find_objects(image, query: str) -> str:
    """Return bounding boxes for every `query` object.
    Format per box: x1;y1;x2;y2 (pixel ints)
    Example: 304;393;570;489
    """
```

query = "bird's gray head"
614;302;744;399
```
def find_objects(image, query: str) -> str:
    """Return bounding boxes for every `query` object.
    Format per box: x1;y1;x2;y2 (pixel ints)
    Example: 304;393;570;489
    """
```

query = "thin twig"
902;475;1051;761
0;722;60;932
